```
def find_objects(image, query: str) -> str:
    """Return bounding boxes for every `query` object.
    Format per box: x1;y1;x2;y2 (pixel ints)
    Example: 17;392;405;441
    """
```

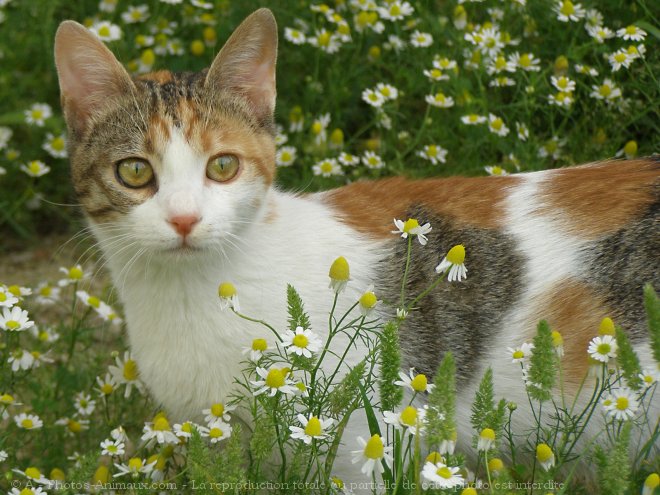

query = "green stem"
400;237;413;307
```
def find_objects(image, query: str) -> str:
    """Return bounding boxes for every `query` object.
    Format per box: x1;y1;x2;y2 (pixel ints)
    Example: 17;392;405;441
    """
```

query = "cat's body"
54;8;658;485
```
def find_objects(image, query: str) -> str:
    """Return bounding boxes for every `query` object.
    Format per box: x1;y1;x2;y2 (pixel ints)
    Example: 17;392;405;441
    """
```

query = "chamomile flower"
74;392;96;416
507;342;534;364
509;52;540;71
362;88;386;108
252;366;298;397
551;76;576;93
282;326;322;358
141;416;180;445
421;462;464;489
617;25;646;41
207;420;233;444
586;25;614;43
435;244;468;282
417;144;448;165
375;83;398;101
174;421;209;440
487;55;515;75
55;417;90;436
20;160;50;178
591;79;623;101
484;165;509;175
351;435;393;476
202;402;235;423
536;443;555;471
487;114;509;136
275;146;297;167
108;351;145;398
384;34;406;52
603;387;639;420
0;306;34;332
97;301;122;325
423;67;450;81
100;438;125;457
14;413;43;430
490;76;515;87
290;414;334;444
0;287;18;308
383;405;426;435
461;114;487;125
242;338;269;362
516;122;530;141
392;218;432;245
284;27;307;45
329;256;350;293
58;265;86;287
643;473;660;495
587;335;617;363
12;467;53;487
425;92;455;108
395;368;435;393
33;282;60;305
608;49;634;71
121;4;149;24
551;330;565;357
311;113;331;145
548;91;574;108
639;368;660;389
111;426;129;442
410;31;433;47
477;428;496;451
8;349;35;371
90;21;122;42
378;1;414;21
362;151;384;170
218;282;240;312
538;136;565;159
313;158;343;177
95;372;118;397
358;285;379;316
42;133;67;159
554;0;585;22
24;103;52;126
308;29;341;53
114;458;155;477
338;152;360;166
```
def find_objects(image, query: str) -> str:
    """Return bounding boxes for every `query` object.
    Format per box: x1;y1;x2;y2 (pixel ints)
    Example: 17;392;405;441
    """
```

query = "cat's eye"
116;159;154;188
207;154;240;182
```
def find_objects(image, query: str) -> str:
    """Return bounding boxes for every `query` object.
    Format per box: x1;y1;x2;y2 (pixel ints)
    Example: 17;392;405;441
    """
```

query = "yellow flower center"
39;285;52;297
551;331;564;346
329;256;350;281
87;296;100;308
390;5;401;16
218;282;236;299
98;25;111;37
645;473;659;489
280;151;292;162
293;334;309;348
68;420;82;433
491;118;503;130
402;218;420;234
614;53;626;63
599;85;612;97
434;93;447;103
296;382;307;393
31;351;41;359
131;10;142;20
6;320;20;330
616;396;629;411
140;49;155;66
266;369;285;388
31;110;43;120
0;293;5;302
599;317;615;335
627;45;638;55
25;467;41;479
211;403;225;417
50;468;66;481
304;416;322;437
495;56;506;70
536;443;553;462
360;291;378;309
22;419;34;429
107;444;118;453
425;451;443;463
446;244;466;265
364;434;384;459
560;1;574;16
128;458;143;471
29;162;42;174
400;406;418;426
436;466;453;479
252;339;267;351
320;162;333;173
338;23;350;35
0;393;14;404
597;343;611;355
311;122;323;135
625;26;636;35
209;427;224;438
69;267;83;279
623;140;637;156
317;32;331;47
488;458;504;472
123;359;139;381
426;145;438;157
410;373;428;392
490;166;504;175
93;465;109;484
20;489;35;495
520;54;531;67
643;375;653;384
481;428;496;440
154;417;171;431
101;383;114;395
430;69;443;79
51;137;65;151
513;350;524;359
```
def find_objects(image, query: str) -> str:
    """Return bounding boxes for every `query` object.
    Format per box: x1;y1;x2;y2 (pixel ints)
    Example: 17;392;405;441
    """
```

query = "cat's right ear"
54;21;135;135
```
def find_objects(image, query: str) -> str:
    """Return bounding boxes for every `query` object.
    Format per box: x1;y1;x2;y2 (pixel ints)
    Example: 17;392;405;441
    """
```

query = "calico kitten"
54;8;658;482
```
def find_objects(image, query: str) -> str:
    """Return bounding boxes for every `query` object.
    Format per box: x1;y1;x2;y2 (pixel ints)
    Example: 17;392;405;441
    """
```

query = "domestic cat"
54;7;658;486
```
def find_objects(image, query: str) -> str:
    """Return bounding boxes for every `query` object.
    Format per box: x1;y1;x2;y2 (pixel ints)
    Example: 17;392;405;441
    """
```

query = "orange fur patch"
138;70;173;84
533;280;611;390
145;115;171;155
324;175;519;237
543;159;658;238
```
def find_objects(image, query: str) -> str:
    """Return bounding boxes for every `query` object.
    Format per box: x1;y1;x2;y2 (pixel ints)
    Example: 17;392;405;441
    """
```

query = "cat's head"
54;9;277;256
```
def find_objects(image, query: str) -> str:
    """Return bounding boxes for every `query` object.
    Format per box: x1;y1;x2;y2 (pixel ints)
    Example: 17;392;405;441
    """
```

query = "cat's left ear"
205;8;278;123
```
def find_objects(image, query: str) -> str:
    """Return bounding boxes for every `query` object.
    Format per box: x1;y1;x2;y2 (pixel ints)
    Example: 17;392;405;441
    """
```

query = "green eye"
116;159;154;188
207;154;240;182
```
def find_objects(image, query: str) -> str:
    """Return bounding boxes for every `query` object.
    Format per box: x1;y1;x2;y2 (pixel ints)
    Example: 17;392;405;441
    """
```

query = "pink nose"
168;215;200;237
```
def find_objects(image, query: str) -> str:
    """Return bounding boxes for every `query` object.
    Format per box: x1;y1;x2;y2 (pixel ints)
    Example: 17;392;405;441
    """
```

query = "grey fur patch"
583;190;659;341
378;207;525;385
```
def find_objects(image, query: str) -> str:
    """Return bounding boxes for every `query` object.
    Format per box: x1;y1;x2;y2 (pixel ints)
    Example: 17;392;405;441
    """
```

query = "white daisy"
392;218;432;245
603;387;639;420
551;76;575;93
461;114;487;125
421;461;464;489
516;122;530;141
0;288;18;308
383;406;426;435
608;49;635;71
410;30;433;47
282;326;322;358
11;467;53;487
423;67;450;81
362;151;384;170
477;427;496;451
375;82;398;101
90;20;122;42
617;25;646;41
417;144;448;165
358;285;380;316
487;114;509;136
378;1;414;21
24;103;52;126
554;0;585;22
312;158;343;177
74;392;96;416
425;92;455;108
57;265;86;287
311;113;331;145
141;416;180;445
121;4;149;24
275;146;297;167
108;351;145;398
174;421;209;440
362;88;386;108
587;335;617;363
242;338;269;362
95;372;118;397
20;160;51;178
509;52;541;71
14;413;43;430
207;420;233;444
536;443;555;471
435;245;467;282
394;368;435;393
289;414;334;444
338;152;360;166
507;342;534;364
100;438;125;457
218;282;240;312
586;25;614;43
114;458;155;478
639;368;660;389
42;133;67;158
308;29;341;53
33;282;60;305
251;366;298;397
351;435;393;476
202;402;235;423
8;349;35;371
